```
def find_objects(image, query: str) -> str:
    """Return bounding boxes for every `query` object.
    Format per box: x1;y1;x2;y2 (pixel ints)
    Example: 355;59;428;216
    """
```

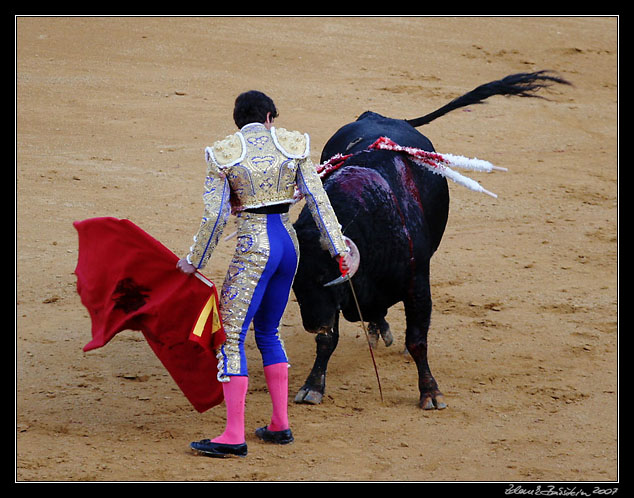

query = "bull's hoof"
419;393;447;410
294;387;323;405
381;327;394;347
368;328;379;349
368;323;394;349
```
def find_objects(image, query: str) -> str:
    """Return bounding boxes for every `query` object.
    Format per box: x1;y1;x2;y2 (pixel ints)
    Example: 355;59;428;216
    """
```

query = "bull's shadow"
291;71;571;409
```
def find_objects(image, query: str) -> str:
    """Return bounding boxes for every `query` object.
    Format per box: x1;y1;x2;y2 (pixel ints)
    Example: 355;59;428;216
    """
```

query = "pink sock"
212;375;248;445
263;362;289;431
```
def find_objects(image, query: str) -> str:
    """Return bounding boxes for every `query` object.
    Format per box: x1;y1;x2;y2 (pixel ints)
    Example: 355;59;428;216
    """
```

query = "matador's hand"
337;252;352;276
177;257;197;275
338;236;360;277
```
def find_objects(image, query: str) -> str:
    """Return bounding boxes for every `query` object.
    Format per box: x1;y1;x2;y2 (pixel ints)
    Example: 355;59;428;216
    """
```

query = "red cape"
74;217;225;413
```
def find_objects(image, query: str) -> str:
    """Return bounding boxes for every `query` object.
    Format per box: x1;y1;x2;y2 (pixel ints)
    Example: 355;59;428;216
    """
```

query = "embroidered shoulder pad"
206;133;245;167
272;127;310;159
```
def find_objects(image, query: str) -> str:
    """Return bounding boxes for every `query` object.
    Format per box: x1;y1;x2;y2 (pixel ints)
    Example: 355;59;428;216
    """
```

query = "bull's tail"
405;70;571;128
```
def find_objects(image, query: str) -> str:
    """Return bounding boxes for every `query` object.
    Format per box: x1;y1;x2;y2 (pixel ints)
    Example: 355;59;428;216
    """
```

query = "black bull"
291;71;570;409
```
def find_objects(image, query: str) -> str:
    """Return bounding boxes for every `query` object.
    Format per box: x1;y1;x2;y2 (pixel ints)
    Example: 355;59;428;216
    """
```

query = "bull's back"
320;111;435;162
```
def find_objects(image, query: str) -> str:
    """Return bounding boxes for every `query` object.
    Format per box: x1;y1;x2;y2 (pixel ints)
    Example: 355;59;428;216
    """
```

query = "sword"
347;272;384;403
323;273;349;287
326;247;384;403
194;271;213;287
323;236;359;287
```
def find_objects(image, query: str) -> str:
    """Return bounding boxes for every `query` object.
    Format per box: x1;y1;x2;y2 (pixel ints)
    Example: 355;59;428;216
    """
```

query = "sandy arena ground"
16;16;618;483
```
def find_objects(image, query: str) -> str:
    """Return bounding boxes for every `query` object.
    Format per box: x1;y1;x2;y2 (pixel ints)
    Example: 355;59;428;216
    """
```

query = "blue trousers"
216;211;298;380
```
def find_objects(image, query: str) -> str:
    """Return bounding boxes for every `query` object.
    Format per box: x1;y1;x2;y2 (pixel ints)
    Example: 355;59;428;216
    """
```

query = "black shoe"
255;426;294;444
190;439;248;458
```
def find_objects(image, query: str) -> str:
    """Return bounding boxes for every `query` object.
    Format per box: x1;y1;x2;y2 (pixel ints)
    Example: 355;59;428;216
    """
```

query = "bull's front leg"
404;274;447;410
294;314;340;405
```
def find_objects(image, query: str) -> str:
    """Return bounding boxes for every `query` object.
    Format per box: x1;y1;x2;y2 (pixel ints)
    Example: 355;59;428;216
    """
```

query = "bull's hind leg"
294;314;340;405
404;273;447;410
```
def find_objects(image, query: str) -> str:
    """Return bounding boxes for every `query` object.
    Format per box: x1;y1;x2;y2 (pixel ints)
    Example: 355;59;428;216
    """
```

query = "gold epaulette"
272;127;310;159
207;133;245;167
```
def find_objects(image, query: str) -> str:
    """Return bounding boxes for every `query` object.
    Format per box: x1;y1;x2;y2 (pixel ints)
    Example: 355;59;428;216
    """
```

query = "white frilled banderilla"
367;136;507;198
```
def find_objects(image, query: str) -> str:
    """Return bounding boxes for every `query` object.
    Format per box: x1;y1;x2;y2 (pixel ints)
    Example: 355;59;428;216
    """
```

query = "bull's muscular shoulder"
272;127;310;159
207;133;245;167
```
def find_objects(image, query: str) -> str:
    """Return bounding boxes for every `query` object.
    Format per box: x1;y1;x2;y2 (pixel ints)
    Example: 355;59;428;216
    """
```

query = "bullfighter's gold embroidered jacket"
187;123;347;269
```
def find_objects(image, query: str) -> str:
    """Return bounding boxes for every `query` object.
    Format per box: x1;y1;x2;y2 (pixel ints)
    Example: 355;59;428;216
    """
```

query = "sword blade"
347;278;384;403
323;274;350;287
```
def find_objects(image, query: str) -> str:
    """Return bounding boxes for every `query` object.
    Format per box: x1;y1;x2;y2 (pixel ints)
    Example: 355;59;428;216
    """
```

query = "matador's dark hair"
233;90;279;128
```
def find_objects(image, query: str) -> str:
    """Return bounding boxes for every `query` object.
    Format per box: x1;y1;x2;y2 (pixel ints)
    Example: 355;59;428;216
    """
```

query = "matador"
177;90;351;458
